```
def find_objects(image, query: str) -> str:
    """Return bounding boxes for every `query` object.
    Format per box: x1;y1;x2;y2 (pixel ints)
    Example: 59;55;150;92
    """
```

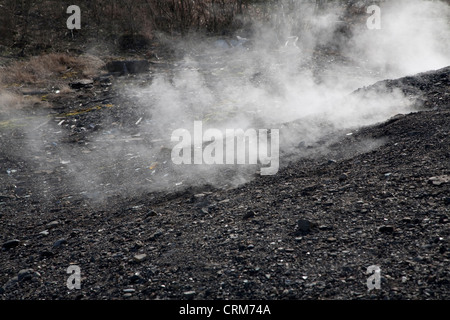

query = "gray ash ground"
0;60;449;299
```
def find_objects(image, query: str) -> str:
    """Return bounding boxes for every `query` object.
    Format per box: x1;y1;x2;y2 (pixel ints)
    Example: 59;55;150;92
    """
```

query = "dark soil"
0;58;449;300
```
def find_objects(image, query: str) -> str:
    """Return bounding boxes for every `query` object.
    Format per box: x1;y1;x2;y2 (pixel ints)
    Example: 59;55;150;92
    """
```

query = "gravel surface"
0;63;448;300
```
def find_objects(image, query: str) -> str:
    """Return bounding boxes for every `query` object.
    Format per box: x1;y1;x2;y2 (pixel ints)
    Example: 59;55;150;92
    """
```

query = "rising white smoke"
3;0;449;200
106;0;449;193
345;0;450;77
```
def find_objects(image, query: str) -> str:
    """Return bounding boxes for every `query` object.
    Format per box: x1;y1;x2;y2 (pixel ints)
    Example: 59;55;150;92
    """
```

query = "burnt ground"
0;57;449;300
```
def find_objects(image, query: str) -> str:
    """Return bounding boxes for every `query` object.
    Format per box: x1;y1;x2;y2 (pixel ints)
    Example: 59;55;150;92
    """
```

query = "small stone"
242;211;255;220
129;274;145;284
3;276;18;289
296;220;314;235
46;221;60;229
327;237;337;242
18;269;35;282
148;230;163;241
2;239;20;250
378;226;395;233
428;175;450;186
53;238;67;248
133;254;147;262
39;230;49;236
123;288;136;293
146;210;158;217
194;193;205;198
183;291;196;299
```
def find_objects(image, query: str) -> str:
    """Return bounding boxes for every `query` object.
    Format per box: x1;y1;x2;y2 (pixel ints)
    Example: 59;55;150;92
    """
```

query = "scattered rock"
428;175;450;186
2;269;38;290
295;220;315;235
2;239;20;250
3;277;18;290
402;217;412;224
242;211;255;220
148;230;163;241
123;288;136;293
183;291;196;299
17;269;37;282
133;254;147;262
46;221;60;229
39;230;49;236
378;226;395;234
146;210;158;217
53;238;68;248
199;207;209;215
387;114;406;123
129;274;145;284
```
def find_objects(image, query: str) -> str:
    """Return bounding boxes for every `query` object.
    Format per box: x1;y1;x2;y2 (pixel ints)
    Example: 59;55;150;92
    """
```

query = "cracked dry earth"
0;65;449;300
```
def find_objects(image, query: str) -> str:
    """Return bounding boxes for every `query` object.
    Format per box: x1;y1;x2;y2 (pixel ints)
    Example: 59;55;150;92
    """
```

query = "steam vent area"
0;0;449;301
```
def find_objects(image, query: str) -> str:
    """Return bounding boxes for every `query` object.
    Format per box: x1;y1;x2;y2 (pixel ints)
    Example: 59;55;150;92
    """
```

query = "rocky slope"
0;66;448;300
